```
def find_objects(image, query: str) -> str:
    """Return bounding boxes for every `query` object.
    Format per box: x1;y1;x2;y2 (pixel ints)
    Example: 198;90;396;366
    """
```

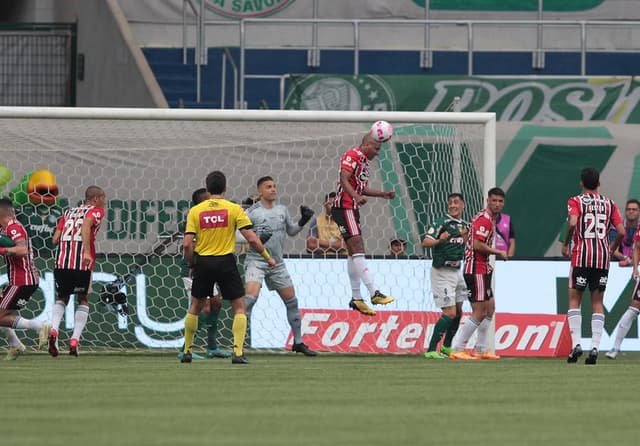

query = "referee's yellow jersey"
185;198;252;256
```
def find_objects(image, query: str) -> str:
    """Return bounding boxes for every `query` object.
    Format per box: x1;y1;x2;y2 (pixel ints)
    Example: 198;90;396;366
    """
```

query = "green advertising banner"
285;75;640;123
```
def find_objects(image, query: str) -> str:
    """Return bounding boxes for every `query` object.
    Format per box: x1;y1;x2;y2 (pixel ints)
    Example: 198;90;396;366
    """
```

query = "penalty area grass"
1;352;638;446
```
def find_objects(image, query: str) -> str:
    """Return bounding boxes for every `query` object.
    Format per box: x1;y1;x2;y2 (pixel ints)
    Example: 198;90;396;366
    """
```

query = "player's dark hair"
206;171;226;195
85;185;104;201
324;191;337;202
0;197;13;211
192;188;209;206
626;198;640;208
487;187;505;198
447;193;464;202
581;167;600;190
257;176;274;188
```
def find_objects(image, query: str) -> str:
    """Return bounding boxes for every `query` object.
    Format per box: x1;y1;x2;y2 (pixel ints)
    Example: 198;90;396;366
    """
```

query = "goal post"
0;107;495;353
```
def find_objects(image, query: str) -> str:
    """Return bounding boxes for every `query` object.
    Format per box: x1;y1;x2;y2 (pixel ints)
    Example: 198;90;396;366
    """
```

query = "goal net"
0;107;495;354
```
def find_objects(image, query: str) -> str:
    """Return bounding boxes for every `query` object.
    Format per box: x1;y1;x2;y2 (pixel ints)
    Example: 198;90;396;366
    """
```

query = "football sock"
197;312;208;330
232;313;248;356
71;305;89;340
612;306;640;350
347;256;362;300
475;317;492;353
51;300;66;331
352;253;376;296
245;295;258;319
428;314;452;351
2;327;21;347
13;316;41;330
453;316;480;351
206;309;221;350
567;309;582;348
176;312;210;353
285;297;302;344
443;315;461;347
183;313;198;354
590;312;605;350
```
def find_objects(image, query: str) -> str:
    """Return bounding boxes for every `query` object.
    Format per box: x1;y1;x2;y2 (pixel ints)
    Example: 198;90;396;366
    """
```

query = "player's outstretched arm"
362;186;395;199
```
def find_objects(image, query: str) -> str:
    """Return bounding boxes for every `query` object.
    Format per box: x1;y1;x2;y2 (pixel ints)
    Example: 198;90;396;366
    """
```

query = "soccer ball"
370;120;393;143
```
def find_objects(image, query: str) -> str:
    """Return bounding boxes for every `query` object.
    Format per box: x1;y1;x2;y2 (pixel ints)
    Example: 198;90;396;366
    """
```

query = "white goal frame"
0;107;496;353
0;107;496;193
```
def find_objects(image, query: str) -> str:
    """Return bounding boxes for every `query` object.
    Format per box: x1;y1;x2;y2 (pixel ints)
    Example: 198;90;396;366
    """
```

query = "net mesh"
0;112;490;353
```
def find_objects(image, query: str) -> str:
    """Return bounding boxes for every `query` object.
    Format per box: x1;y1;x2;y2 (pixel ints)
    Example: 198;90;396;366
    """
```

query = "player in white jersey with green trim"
244;176;318;356
422;193;469;359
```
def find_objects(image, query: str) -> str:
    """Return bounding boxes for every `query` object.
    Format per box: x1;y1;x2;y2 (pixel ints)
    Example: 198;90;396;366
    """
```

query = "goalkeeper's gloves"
299;205;314;227
255;225;273;244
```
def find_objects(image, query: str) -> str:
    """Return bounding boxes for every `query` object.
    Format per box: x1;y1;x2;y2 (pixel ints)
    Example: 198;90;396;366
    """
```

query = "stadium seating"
144;47;640;109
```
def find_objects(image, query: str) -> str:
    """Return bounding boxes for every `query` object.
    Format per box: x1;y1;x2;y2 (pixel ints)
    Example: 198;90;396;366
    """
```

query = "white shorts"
244;260;293;291
431;266;467;308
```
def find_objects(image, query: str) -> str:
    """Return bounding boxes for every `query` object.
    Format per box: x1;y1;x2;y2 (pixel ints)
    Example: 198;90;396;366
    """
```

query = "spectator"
388;237;407;257
306;192;347;257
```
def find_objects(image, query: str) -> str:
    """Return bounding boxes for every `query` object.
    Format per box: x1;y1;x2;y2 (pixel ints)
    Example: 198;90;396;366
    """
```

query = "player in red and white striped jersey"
331;130;396;316
0;198;51;360
606;223;640;359
451;188;509;360
48;186;106;357
562;167;624;365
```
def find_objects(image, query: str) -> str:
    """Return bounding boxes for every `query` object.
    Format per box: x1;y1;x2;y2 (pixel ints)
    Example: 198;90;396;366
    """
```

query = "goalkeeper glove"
0;235;16;248
299;205;314;227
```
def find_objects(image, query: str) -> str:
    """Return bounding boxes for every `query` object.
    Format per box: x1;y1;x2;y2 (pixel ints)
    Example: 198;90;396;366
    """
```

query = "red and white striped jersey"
568;193;622;269
0;218;39;286
55;204;105;271
464;209;495;275
334;147;369;210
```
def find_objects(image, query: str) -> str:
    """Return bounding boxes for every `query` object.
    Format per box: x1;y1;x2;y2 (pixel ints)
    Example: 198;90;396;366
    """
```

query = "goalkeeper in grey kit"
243;176;318;356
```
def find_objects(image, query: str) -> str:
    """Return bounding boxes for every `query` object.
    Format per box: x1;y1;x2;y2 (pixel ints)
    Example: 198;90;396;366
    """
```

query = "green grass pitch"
2;352;638;446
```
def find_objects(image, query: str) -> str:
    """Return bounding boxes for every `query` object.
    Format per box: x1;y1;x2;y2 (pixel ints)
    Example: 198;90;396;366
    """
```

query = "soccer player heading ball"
331;121;397;316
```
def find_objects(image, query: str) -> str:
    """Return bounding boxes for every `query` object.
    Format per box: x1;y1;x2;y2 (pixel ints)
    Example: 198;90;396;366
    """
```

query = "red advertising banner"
291;310;571;357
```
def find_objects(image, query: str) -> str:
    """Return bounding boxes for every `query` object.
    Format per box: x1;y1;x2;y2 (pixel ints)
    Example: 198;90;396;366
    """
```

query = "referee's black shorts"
191;253;244;300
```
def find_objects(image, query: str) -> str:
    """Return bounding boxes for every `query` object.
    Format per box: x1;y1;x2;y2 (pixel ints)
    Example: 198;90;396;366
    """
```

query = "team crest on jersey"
599;276;608;286
576;276;587;287
581;196;594;205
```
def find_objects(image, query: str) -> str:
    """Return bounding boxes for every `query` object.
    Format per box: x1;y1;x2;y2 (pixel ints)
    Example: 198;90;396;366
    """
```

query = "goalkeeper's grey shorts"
244;260;293;291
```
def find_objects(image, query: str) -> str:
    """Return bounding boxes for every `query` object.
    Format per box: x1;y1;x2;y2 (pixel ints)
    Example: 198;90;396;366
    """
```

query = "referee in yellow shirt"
182;171;276;364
